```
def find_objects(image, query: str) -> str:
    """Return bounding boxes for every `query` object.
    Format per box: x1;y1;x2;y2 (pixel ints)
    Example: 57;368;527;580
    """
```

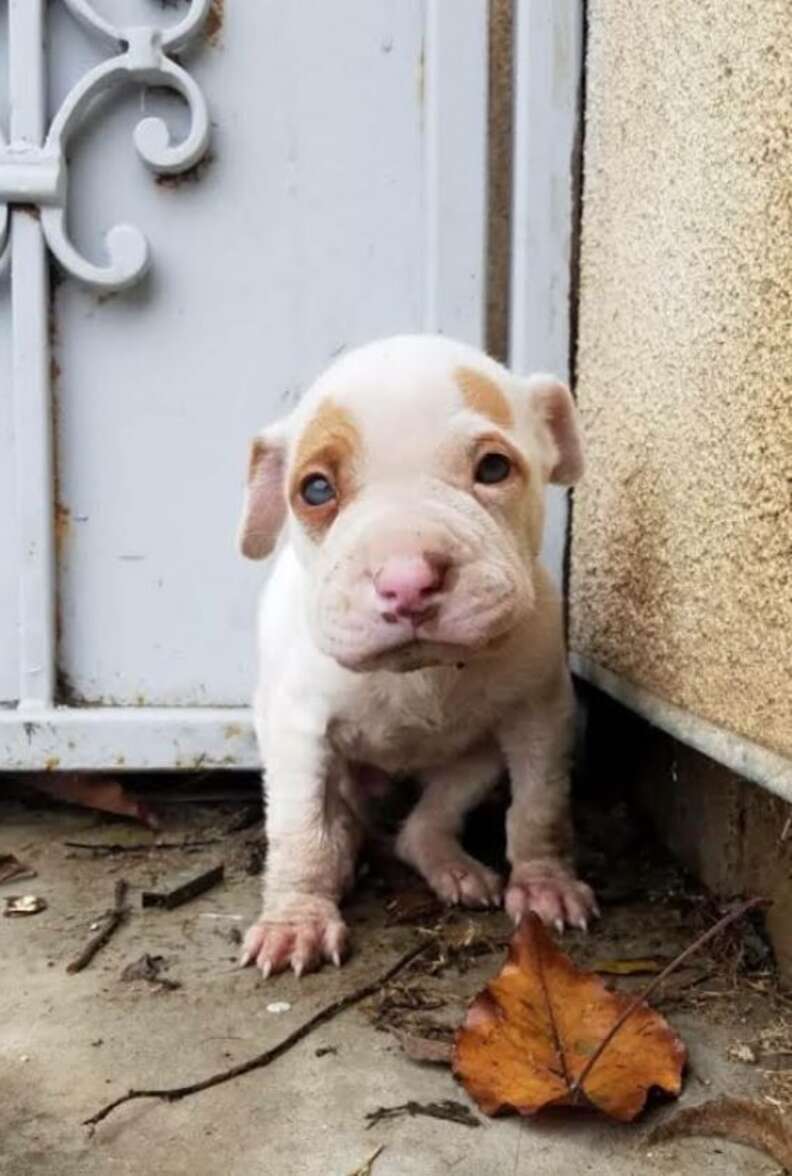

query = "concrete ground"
1;789;788;1176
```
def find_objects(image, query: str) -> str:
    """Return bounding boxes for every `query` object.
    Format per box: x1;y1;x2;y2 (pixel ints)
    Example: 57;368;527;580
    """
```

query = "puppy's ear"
237;427;289;559
524;374;583;485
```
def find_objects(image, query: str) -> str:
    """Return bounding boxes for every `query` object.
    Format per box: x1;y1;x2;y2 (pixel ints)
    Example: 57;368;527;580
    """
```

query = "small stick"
84;938;433;1130
64;839;220;855
141;864;224;910
365;1099;480;1129
570;896;766;1100
66;880;129;975
348;1143;385;1176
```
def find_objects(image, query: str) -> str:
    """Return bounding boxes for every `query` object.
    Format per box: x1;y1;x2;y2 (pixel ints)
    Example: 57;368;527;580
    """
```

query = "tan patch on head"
290;399;363;538
456;366;514;429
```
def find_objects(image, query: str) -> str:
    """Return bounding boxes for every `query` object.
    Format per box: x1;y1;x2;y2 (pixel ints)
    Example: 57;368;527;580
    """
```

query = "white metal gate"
0;0;581;771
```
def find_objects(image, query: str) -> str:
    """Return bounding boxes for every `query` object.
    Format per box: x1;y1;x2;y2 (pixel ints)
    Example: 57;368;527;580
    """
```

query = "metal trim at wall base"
571;654;792;805
0;707;258;772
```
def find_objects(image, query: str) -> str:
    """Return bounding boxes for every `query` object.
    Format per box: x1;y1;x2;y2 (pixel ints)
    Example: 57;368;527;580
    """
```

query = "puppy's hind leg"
395;744;503;908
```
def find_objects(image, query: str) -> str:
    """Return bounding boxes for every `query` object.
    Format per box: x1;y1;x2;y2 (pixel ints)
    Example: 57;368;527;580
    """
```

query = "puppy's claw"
504;886;526;925
243;900;349;980
506;863;599;935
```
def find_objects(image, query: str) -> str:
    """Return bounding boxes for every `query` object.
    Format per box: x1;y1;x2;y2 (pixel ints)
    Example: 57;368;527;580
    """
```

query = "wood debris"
141;864;224;910
65;838;220;856
394;1031;453;1066
0;853;36;885
66;880;129;973
365;1098;480;1130
384;888;444;927
121;953;181;991
84;939;433;1130
346;1144;384;1176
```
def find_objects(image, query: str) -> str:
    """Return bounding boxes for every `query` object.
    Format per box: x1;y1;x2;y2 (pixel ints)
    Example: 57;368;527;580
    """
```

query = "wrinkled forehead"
289;357;515;479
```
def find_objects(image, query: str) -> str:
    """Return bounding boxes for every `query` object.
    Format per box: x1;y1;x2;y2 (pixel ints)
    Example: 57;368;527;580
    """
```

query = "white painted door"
0;0;491;769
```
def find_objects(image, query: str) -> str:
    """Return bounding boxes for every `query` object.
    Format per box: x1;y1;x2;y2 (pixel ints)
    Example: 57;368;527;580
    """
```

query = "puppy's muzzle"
373;552;450;625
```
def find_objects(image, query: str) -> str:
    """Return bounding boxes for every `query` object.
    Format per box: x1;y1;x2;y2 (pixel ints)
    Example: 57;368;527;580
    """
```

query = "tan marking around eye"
456;366;514;429
290;398;362;538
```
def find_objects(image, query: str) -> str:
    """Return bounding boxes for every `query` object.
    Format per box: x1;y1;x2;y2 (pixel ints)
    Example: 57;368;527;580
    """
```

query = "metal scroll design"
0;0;212;290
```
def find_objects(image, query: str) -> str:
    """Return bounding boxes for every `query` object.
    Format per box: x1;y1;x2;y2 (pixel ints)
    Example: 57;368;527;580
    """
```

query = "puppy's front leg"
500;682;598;933
242;705;361;977
395;744;503;908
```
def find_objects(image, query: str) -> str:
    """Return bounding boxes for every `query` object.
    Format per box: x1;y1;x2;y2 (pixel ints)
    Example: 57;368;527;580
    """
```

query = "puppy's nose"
374;555;447;618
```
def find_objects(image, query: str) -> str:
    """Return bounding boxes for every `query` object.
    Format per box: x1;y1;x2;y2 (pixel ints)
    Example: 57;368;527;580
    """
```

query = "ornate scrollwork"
0;0;212;289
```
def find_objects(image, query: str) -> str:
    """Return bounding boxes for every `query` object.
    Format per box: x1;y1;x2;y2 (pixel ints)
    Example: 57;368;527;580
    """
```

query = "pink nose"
374;555;447;618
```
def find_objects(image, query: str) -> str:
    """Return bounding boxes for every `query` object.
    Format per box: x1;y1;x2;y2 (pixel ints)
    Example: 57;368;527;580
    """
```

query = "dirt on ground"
1;780;789;1176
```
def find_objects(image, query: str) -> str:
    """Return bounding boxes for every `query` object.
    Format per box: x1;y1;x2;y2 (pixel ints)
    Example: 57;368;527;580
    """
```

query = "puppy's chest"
328;671;506;773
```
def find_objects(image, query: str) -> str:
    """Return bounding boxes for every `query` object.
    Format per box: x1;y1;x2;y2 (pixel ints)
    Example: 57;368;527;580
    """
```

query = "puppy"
238;335;597;977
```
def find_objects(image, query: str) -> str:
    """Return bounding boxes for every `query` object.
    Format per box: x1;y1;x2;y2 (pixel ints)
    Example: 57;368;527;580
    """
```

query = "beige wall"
570;1;792;760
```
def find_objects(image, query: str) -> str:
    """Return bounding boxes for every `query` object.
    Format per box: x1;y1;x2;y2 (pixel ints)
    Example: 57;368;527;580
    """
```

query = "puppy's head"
239;336;582;672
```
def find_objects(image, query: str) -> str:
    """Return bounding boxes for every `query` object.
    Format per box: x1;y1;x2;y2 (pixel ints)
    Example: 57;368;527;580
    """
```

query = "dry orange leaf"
453;914;686;1121
31;774;158;828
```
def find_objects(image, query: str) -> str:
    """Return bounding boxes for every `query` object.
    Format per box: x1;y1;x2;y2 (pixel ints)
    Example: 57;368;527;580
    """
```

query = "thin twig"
365;1099;480;1129
64;839;220;855
570;896;766;1100
84;938;433;1130
348;1143;385;1176
66;880;129;975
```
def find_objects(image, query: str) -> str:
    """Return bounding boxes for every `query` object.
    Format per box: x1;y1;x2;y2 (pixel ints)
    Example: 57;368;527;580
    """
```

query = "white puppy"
238;335;597;977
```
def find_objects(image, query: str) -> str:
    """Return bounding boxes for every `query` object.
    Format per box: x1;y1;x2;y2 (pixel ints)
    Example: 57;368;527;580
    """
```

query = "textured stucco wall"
570;1;792;760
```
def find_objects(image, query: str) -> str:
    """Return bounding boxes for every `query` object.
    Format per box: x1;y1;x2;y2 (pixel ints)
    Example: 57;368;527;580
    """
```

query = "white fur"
239;335;596;977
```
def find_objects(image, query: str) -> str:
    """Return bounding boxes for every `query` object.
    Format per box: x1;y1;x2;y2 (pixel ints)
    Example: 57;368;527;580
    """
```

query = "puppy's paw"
240;895;348;978
505;860;599;933
423;852;502;909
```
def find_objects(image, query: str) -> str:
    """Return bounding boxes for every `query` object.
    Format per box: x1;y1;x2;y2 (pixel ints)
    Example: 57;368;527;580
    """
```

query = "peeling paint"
44;756;60;771
49;286;67;682
155;150;215;189
47;296;60;350
55;668;83;707
206;0;224;46
54;502;71;561
486;0;514;363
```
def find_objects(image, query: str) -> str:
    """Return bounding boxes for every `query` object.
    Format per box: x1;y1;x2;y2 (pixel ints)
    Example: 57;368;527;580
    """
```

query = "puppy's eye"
474;452;512;485
300;474;336;506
